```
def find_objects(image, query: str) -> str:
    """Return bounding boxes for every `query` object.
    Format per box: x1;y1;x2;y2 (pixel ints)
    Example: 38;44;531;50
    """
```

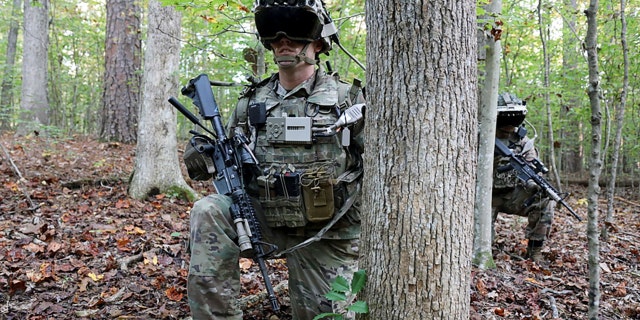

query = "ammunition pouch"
257;163;344;228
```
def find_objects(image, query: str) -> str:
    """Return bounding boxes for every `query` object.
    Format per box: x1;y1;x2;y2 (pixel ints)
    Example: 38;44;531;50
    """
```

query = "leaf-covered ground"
1;134;638;319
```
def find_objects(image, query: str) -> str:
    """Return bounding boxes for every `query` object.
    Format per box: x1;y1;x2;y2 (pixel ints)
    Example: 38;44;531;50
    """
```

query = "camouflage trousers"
187;194;360;320
492;186;556;241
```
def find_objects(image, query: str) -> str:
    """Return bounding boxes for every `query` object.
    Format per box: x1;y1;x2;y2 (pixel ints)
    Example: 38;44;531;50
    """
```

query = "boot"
527;240;544;262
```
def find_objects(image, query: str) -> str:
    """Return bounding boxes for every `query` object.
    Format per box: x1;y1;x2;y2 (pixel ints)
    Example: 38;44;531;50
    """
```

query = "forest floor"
0;133;639;320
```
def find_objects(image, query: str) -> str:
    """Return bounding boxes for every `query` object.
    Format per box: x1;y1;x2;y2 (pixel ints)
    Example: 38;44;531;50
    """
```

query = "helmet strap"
273;42;317;68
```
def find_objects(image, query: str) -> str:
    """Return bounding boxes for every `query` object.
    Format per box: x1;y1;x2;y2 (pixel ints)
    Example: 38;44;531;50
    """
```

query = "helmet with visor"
254;0;337;55
496;93;527;128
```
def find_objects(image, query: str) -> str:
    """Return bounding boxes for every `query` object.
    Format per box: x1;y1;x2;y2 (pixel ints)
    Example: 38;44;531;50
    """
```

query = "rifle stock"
495;138;582;222
170;74;280;311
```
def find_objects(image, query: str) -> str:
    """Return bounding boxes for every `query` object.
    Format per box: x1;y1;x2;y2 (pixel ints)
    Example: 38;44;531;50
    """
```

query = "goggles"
255;0;320;8
255;7;323;44
497;109;527;127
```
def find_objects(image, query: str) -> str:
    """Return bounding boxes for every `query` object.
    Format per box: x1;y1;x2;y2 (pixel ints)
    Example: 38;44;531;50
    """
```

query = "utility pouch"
248;102;267;128
301;169;335;223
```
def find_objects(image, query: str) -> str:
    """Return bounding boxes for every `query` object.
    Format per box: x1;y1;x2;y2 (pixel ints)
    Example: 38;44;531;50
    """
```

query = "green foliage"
47;0;106;135
313;269;368;320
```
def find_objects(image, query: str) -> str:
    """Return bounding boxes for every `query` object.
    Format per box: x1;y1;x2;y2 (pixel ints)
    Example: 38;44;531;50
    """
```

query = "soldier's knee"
191;194;233;219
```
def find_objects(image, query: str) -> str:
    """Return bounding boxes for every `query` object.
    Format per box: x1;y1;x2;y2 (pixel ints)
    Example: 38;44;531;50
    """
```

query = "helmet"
253;0;337;55
496;92;527;128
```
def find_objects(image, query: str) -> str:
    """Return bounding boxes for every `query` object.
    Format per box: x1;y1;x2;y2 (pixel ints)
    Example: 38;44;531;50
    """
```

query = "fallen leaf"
88;272;104;282
239;258;253;272
599;262;611;273
165;286;183;301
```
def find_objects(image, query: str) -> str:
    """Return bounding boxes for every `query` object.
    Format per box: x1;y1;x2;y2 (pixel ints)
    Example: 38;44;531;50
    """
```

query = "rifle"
494;138;582;222
169;74;280;311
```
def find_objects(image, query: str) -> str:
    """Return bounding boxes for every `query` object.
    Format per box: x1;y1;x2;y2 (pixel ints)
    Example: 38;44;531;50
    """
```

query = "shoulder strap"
335;73;363;109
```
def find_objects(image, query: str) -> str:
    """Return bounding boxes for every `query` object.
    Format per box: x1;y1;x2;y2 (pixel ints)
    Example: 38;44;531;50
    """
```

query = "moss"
472;251;497;270
164;185;199;202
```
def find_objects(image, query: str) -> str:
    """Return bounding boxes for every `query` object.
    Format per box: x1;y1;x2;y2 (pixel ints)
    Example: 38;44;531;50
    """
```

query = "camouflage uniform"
188;69;365;319
492;133;556;243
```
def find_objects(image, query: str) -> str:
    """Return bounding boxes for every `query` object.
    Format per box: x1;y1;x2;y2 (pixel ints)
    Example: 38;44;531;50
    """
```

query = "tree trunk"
584;0;602;318
0;0;21;132
560;0;584;174
537;0;562;190
128;0;195;200
18;0;49;136
360;1;476;318
100;0;142;143
603;0;628;243
473;0;501;270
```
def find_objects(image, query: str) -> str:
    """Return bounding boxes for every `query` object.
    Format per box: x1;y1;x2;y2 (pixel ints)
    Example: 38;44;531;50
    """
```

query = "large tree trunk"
473;0;501;270
360;0;476;318
18;0;49;136
100;0;142;143
584;0;602;318
0;0;21;132
128;1;194;200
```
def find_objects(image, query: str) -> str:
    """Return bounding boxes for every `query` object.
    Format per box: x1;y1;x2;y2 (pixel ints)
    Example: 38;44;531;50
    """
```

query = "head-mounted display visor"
496;104;527;128
255;6;323;44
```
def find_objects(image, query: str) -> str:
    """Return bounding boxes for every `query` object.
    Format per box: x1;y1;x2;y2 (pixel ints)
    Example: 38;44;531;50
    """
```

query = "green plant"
313;269;368;320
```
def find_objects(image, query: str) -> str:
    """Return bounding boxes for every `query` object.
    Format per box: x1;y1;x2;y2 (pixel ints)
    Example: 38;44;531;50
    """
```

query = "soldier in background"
492;93;556;262
183;1;366;319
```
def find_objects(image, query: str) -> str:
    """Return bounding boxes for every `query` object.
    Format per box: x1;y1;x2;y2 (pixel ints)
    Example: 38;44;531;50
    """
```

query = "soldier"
183;1;365;319
491;93;556;262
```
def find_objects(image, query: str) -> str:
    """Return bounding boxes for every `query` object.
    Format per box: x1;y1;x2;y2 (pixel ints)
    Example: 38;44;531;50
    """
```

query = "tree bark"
602;0;628;241
360;0;476;318
584;0;602;318
128;0;195;200
100;0;142;143
18;0;49;136
473;0;501;270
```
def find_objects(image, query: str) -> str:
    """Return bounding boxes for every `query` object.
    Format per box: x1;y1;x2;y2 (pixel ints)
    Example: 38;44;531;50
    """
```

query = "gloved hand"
525;179;541;192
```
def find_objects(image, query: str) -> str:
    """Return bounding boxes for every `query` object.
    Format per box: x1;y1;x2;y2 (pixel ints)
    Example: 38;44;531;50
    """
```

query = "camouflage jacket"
493;133;538;191
227;69;365;232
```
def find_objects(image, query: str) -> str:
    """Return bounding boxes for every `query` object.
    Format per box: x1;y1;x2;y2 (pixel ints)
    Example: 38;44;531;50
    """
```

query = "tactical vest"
234;71;363;228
